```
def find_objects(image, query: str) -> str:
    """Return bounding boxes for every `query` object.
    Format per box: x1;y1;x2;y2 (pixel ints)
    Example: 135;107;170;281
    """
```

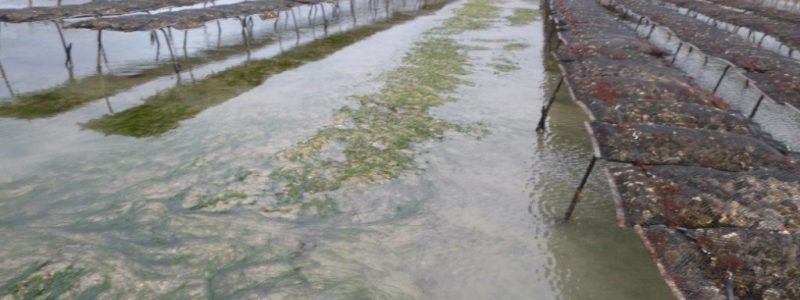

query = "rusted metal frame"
537;16;596;133
0;0;213;23
561;2;787;225
634;225;690;300
542;3;605;222
672;3;800;58
65;0;300;32
611;3;796;117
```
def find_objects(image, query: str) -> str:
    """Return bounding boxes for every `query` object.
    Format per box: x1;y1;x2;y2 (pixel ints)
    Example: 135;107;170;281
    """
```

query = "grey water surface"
0;0;673;298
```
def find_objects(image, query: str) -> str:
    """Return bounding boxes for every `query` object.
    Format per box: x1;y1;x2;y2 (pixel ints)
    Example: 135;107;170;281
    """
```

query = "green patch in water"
235;170;254;182
471;38;513;43
503;42;530;51
0;37;274;119
190;191;247;211
261;0;498;214
436;0;501;33
83;12;429;138
269;37;470;206
0;262;87;300
74;280;111;300
506;8;540;26
491;57;520;73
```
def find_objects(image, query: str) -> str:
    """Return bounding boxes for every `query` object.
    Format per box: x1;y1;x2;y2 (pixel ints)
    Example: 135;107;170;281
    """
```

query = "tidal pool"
0;0;673;298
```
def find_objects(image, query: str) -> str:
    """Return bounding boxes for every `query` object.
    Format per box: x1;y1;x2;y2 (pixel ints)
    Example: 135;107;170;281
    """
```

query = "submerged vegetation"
0;261;99;299
503;42;530;51
0;37;274;119
506;8;540;26
82;11;436;137
189;191;247;210
491;56;521;72
269;37;471;207
261;0;501;213
439;0;501;33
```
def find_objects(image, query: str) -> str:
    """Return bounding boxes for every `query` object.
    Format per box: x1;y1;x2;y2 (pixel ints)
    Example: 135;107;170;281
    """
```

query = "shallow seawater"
0;0;673;298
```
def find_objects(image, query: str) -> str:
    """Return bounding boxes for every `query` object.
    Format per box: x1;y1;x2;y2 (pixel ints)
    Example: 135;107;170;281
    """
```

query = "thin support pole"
247;16;254;36
274;11;281;33
105;97;114;114
96;30;104;73
757;34;767;47
350;0;357;25
216;20;222;48
321;3;329;32
159;28;181;74
536;77;564;132
553;34;563;50
52;21;73;68
726;271;735;300
0;60;14;98
634;16;644;31
290;7;301;41
671;42;683;64
748;95;765;119
183;29;188;56
546;26;557;51
646;24;656;39
712;65;732;94
564;156;598;222
309;4;315;25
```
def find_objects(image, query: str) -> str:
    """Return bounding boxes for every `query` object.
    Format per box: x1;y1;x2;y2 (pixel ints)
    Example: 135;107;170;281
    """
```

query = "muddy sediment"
548;0;800;298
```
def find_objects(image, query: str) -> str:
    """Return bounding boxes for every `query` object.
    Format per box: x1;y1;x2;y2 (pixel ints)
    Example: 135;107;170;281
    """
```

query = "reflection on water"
0;0;673;298
82;10;435;137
